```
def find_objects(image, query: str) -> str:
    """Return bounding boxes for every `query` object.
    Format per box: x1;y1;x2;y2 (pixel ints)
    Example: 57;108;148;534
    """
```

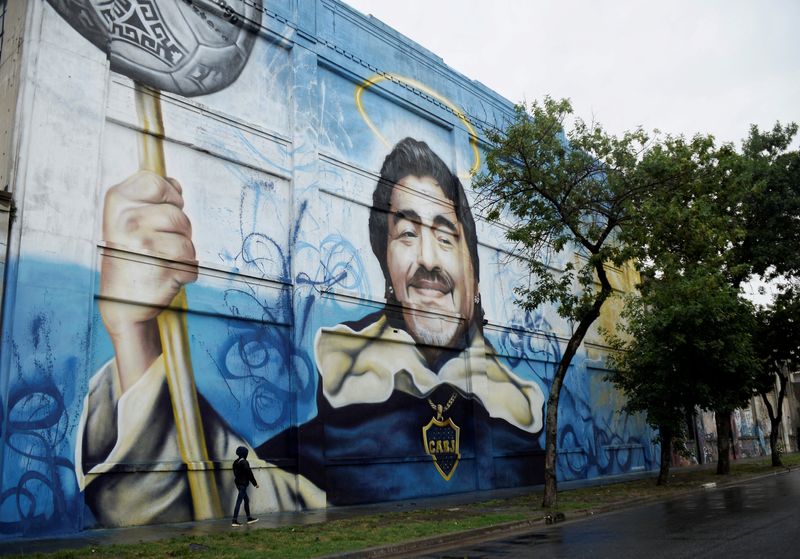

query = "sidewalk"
323;459;800;559
1;457;794;557
5;483;554;556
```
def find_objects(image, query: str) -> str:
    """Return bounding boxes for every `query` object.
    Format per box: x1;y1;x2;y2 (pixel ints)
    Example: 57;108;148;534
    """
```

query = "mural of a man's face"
386;175;476;347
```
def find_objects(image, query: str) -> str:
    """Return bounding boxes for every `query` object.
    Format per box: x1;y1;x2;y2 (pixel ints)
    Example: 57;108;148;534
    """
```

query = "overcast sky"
345;0;800;148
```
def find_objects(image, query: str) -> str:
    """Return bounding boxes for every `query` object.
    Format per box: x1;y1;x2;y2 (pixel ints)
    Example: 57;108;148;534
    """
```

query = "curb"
321;463;800;559
320;518;545;559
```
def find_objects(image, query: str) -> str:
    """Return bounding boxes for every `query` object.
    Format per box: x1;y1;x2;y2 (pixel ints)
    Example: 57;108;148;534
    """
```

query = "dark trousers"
233;484;251;520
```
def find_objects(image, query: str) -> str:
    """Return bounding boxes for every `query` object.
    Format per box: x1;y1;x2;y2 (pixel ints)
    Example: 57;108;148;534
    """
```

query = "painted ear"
46;0;263;96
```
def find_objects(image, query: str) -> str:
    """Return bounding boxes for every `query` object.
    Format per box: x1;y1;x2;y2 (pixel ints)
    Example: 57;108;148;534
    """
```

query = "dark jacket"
233;446;258;488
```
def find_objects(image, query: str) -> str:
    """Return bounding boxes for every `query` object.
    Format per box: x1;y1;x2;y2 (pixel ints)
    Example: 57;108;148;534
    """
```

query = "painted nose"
417;226;440;270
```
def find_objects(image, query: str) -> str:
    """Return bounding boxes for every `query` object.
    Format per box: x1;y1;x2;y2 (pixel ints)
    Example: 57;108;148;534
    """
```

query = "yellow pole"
134;83;223;520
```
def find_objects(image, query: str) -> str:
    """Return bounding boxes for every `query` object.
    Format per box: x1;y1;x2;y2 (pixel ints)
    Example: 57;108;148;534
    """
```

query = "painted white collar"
314;314;544;433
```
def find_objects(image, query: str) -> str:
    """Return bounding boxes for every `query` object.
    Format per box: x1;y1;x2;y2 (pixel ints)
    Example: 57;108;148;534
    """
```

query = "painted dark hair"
368;138;480;292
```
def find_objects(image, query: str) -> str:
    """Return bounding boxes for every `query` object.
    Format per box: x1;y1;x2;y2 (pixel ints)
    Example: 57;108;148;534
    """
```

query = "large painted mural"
0;0;655;536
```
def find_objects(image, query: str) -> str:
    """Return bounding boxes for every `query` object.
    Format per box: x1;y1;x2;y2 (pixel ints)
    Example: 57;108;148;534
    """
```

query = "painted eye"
437;233;454;247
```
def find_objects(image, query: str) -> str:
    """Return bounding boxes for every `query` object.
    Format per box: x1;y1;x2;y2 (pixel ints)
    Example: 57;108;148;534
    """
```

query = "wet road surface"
417;468;800;558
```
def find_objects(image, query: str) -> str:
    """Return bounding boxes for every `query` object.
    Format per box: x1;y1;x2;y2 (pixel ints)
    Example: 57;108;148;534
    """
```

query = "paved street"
417;468;800;558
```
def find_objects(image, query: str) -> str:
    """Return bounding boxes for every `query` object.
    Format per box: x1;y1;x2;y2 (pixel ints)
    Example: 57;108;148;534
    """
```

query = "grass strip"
16;453;800;559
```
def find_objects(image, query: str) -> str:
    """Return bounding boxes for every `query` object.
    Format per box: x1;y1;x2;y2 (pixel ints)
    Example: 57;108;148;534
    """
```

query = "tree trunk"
715;410;732;475
657;425;672;485
769;420;783;467
542;261;612;508
760;369;788;468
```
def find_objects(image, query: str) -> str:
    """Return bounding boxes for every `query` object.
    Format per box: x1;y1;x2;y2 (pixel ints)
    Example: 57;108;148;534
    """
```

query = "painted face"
386;175;476;348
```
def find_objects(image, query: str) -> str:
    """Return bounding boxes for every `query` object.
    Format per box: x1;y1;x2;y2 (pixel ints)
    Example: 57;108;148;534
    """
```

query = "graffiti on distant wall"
0;1;657;535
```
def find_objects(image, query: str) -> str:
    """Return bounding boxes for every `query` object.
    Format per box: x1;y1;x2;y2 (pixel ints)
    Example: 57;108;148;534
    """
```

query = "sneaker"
231;520;242;527
247;517;259;525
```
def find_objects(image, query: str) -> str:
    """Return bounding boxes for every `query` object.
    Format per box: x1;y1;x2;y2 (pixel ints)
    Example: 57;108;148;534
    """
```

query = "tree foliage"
622;123;799;287
620;134;743;280
609;123;797;476
608;272;758;416
477;94;798;495
606;271;759;481
733;124;800;281
473;97;659;506
476;97;649;320
754;285;800;380
604;292;690;485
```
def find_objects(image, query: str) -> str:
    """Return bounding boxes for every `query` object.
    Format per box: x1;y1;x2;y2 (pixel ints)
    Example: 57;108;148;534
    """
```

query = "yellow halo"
354;73;481;176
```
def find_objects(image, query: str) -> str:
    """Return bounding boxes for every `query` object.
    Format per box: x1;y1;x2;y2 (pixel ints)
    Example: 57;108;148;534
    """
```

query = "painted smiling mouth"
410;278;451;294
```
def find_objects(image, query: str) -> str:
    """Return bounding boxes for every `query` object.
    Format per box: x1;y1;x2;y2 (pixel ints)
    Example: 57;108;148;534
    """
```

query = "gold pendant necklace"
422;391;461;481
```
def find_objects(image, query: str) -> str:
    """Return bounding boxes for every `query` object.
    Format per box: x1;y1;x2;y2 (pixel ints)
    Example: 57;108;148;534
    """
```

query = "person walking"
231;446;259;527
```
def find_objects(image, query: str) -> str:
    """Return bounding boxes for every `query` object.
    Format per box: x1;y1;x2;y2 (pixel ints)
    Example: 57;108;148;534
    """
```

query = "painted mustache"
408;268;454;295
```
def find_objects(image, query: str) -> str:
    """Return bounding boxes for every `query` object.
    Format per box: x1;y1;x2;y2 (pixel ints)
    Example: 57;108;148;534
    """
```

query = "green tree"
621;134;743;280
473;97;656;507
605;290;694;486
753;285;800;467
725;123;799;470
607;272;759;478
620;131;777;475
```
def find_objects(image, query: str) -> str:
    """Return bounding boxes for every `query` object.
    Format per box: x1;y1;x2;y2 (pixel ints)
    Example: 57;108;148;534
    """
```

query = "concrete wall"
0;0;24;326
0;0;656;536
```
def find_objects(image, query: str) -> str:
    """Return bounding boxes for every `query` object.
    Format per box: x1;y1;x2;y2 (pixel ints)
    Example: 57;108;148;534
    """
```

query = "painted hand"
98;171;198;391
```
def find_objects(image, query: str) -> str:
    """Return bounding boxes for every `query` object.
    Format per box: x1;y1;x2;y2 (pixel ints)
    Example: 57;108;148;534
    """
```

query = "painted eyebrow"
393;209;421;226
393;210;458;235
433;214;458;234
